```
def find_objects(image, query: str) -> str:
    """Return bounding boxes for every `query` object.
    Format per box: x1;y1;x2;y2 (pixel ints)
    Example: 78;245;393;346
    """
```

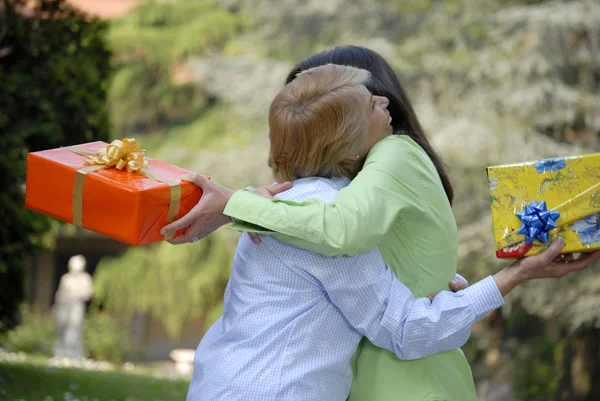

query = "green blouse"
224;135;476;401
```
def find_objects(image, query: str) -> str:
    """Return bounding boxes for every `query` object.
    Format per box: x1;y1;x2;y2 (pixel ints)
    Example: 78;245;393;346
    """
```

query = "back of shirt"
189;177;366;401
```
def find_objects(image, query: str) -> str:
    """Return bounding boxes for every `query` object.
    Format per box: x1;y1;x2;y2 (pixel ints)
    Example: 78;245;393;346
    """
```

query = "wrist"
222;187;234;205
493;265;524;296
221;193;234;225
216;186;234;213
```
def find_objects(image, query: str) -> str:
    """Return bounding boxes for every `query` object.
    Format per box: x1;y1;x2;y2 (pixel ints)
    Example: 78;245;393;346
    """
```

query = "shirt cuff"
228;221;274;234
224;189;272;225
463;275;504;321
455;273;468;287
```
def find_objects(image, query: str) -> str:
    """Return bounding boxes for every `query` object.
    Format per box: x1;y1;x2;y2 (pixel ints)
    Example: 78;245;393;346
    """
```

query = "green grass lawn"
0;361;189;401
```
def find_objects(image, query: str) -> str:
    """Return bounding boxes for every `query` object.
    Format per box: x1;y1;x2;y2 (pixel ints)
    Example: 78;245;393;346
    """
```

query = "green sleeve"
224;136;426;257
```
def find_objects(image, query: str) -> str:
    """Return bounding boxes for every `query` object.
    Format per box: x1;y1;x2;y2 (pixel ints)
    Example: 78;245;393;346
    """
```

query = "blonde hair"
268;64;371;182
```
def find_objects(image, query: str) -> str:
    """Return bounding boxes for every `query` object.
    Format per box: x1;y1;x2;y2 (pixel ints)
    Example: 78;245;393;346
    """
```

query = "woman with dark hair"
283;46;454;206
163;46;597;401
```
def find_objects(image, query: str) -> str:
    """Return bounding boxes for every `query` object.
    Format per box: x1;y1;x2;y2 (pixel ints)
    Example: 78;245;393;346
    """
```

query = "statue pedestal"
169;348;195;376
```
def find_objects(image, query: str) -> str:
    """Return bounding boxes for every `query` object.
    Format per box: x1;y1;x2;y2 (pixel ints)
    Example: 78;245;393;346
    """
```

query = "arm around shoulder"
224;136;424;256
307;248;504;361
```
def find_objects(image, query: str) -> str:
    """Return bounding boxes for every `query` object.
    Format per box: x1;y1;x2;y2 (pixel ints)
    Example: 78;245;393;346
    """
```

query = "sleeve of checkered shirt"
301;249;504;360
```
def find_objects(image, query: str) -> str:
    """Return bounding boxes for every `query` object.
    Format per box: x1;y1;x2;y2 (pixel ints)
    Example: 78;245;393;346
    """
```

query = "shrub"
0;306;131;364
84;311;131;364
0;306;56;356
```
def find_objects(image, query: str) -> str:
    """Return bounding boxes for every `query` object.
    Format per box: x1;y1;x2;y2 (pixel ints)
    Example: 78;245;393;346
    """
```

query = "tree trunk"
556;328;600;401
485;308;505;368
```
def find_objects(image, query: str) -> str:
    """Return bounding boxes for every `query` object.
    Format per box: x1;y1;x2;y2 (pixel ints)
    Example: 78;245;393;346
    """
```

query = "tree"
90;0;245;339
107;0;243;136
0;0;111;332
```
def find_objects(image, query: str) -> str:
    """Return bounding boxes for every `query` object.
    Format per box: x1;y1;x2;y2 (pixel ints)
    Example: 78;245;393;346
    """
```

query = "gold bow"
67;138;180;241
85;138;148;172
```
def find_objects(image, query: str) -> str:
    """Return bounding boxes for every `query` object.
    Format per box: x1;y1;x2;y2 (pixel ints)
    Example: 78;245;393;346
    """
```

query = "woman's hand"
249;183;292;199
160;174;234;244
494;237;600;296
245;182;293;245
161;174;292;245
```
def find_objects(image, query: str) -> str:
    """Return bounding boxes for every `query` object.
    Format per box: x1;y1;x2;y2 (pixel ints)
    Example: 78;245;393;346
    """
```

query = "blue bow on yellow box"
487;154;600;258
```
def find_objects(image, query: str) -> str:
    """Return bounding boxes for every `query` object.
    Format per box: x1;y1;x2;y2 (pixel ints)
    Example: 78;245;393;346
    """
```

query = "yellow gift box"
487;154;600;259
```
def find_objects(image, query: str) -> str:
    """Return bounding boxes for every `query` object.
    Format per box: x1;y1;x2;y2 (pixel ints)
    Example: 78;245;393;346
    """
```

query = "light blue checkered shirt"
187;177;504;401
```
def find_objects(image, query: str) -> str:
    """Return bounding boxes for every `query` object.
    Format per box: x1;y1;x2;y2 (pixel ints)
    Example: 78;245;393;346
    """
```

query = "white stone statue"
53;254;93;359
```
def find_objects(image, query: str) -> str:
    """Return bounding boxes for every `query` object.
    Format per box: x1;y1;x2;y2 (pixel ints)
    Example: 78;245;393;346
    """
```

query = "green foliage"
92;231;234;338
381;0;434;14
0;306;128;363
0;0;111;332
0;361;189;401
143;101;257;169
0;260;25;336
512;338;561;401
205;299;224;328
108;0;244;135
109;61;209;134
84;311;131;364
111;0;244;64
0;307;56;356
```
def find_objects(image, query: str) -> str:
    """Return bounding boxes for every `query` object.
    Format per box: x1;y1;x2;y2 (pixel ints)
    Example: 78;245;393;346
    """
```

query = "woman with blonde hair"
168;48;598;401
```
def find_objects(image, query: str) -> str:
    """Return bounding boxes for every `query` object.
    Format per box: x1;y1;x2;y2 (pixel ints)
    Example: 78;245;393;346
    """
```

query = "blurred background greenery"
1;0;600;400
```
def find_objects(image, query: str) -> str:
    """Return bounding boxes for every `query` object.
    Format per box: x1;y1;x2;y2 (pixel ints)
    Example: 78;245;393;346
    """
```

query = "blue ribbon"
516;200;560;244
